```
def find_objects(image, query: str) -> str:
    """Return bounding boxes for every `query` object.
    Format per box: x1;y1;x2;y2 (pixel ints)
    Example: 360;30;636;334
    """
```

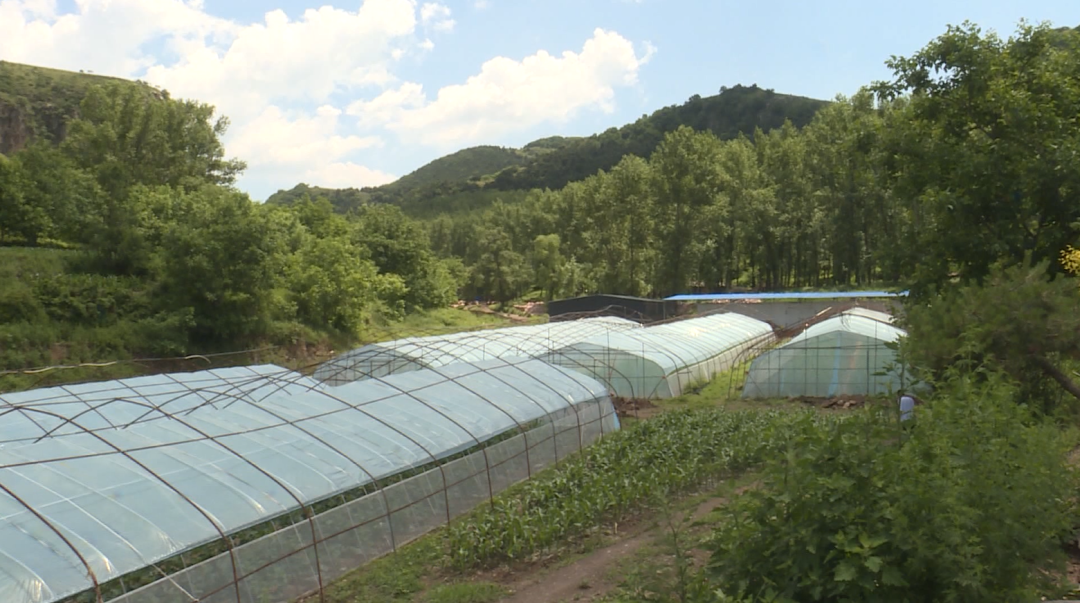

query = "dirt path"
498;495;730;603
500;529;654;603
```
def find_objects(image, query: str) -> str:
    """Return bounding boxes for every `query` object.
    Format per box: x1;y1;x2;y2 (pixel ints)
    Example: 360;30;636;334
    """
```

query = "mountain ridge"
0;60;829;217
268;84;830;215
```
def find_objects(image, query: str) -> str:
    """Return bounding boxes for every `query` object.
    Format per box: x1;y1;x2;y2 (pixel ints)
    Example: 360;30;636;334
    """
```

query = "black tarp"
547;295;680;323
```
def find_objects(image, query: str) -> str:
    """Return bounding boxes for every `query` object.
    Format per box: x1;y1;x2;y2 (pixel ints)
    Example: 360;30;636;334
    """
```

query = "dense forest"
426;23;1080;302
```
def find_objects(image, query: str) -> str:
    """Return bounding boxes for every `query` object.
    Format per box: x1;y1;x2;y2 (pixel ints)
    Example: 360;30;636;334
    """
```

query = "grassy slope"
0;60;150;153
380;146;527;193
266;138;581;209
379;137;580;194
0;245;525;393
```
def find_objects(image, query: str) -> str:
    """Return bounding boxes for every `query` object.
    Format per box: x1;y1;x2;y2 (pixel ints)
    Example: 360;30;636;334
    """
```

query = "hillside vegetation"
0;60;155;154
0;76;467;391
265;183;374;214
267;84;827;217
483;84;826;192
383;138;577;192
265;138;578;215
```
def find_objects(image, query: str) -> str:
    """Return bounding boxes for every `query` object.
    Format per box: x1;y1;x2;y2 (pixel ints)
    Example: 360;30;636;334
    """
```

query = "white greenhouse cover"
0;360;613;603
314;316;642;385
543;312;775;399
742;311;908;398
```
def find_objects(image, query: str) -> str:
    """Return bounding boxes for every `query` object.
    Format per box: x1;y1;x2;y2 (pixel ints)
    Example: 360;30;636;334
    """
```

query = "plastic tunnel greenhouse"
0;359;617;603
540;312;775;399
313;316;642;386
741;309;907;398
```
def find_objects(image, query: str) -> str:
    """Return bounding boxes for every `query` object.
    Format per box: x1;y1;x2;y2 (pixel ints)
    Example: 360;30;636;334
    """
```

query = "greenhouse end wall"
663;333;773;398
741;332;902;398
107;400;617;603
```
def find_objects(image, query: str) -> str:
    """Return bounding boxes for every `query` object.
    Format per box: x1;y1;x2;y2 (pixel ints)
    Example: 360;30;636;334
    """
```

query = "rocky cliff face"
0;101;34;154
0;97;73;154
0;60;143;156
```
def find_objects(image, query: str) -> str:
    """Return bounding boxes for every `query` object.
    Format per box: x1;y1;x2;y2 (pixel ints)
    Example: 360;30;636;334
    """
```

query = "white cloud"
474;0;489;8
229;105;383;168
230;105;390;196
0;0;234;77
144;1;420;122
419;2;454;32
304;162;398;188
0;1;654;196
0;0;430;197
347;28;654;146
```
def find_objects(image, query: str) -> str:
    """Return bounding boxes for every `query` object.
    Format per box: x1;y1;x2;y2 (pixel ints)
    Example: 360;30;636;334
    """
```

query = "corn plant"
447;409;827;568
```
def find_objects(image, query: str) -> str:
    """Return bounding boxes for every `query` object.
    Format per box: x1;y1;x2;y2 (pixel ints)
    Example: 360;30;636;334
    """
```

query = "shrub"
0;281;45;323
707;375;1077;603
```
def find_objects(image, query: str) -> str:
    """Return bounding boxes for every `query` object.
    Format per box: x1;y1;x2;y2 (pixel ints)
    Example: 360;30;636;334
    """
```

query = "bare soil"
611;397;661;420
792;394;870;410
494;492;742;603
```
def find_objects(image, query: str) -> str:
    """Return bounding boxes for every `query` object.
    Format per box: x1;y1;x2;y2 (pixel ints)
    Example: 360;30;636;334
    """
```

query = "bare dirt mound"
612;396;660;420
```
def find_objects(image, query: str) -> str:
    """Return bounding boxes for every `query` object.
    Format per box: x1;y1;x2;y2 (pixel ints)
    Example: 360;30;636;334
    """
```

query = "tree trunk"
1033;355;1080;402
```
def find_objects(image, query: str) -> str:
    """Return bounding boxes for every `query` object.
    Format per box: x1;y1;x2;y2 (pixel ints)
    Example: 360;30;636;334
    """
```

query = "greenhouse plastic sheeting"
0;359;616;603
542;313;775;399
314;316;642;385
838;307;895;324
741;311;907;398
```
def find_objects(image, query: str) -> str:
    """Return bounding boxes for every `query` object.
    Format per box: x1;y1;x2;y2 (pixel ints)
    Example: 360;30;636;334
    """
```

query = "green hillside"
266;137;582;211
380;145;525;193
484;84;827;192
289;84;829;217
384;136;579;191
264;183;374;214
0;60;155;154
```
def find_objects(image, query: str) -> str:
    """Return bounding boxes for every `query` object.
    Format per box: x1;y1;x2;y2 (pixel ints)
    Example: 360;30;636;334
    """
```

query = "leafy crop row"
447;408;830;568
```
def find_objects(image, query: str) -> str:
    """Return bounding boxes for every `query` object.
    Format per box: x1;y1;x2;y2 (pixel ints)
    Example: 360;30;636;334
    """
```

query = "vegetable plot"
448;409;828;567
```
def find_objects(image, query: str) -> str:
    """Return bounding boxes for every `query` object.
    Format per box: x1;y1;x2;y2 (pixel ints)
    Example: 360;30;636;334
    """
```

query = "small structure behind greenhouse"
664;290;906;328
741;309;910;399
547;294;682;322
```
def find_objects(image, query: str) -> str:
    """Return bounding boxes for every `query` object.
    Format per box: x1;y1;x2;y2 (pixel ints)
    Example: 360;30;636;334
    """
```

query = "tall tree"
874;22;1080;293
649;126;725;295
155;185;282;342
62;83;245;197
471;228;529;304
0;155;43;244
532;234;565;301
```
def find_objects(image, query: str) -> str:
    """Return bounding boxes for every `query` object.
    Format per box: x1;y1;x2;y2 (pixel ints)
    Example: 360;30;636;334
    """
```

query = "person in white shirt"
899;394;916;422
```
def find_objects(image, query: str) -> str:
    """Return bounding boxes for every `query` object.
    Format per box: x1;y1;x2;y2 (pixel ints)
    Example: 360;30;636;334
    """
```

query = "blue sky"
2;0;1078;200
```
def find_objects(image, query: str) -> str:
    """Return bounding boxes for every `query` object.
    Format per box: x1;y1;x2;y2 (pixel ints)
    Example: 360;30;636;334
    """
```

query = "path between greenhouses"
498;496;731;603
